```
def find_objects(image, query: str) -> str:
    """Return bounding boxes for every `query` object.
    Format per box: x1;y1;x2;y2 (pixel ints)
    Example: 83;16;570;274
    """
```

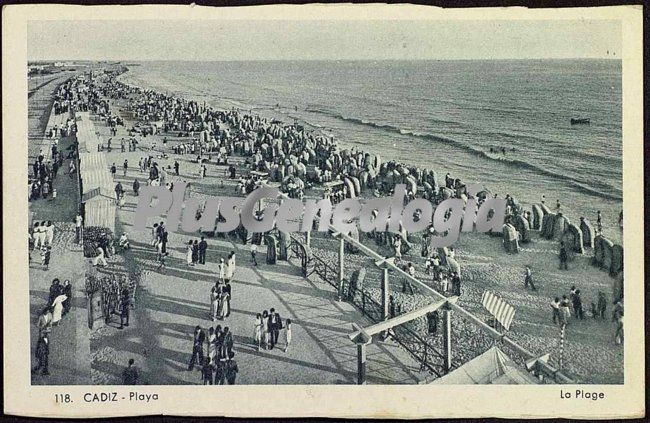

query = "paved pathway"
85;96;426;385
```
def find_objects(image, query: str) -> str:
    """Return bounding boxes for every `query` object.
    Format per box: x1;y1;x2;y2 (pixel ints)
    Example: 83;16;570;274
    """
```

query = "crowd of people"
188;325;240;385
548;284;624;344
29;221;56;270
253;309;291;352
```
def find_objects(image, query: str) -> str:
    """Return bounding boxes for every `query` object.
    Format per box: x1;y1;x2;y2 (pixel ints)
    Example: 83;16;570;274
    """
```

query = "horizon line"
28;57;622;63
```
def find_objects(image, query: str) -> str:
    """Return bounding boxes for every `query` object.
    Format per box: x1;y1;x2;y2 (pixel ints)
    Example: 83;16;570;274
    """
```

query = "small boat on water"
571;118;590;125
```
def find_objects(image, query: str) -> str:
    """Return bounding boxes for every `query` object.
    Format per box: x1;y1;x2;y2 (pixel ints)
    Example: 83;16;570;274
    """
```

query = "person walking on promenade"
225;252;235;282
110;163;117;179
254;313;263;351
225;352;239;385
118;289;130;329
188;326;205;371
186;240;194;266
283;319;293;353
214;357;226;385
41;246;52;270
62;280;72;317
45;221;55;246
207;327;217;362
122;359;139;385
201;357;213;385
123;159;128;177
192;240;199;265
161;229;168;254
51;292;67;327
133;178;140;196
174;160;180;176
524;266;537;291
223;281;232;317
223;326;234;357
261;310;270;349
33;222;43;250
37;306;53;337
32;333;50;376
210;284;220;321
218;258;226;282
198;236;207;265
48;278;62;306
74;212;83;244
558;242;568;270
268;308;282;350
151;223;159;246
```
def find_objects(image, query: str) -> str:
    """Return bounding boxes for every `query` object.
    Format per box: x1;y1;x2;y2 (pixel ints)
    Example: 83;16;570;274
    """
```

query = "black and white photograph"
3;2;645;419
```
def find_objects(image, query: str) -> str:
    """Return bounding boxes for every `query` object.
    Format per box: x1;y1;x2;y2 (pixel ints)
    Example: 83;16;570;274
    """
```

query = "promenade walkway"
85;98;426;385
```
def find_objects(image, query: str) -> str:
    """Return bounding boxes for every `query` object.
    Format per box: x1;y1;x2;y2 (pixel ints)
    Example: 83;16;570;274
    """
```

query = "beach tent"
75;112;102;153
580;219;595;248
431;346;539;385
78;152;115;231
611;244;623;276
562;223;584;254
81;187;116;231
531;204;543;230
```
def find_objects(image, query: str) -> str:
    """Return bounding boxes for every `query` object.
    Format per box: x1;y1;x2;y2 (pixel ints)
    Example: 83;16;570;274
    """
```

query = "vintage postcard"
2;3;645;419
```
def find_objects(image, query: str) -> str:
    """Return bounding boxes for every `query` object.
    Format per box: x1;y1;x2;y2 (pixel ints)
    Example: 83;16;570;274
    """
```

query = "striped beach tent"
481;291;516;332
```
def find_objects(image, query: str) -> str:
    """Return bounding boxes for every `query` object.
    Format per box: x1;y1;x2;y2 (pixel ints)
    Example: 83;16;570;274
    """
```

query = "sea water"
120;59;623;242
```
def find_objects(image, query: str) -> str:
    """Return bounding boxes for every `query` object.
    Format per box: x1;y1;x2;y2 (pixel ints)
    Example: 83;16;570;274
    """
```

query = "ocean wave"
305;107;622;201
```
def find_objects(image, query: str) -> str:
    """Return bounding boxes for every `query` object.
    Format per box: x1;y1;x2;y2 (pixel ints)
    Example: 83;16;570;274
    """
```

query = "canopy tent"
81;187;116;231
79;153;114;196
430;346;540;385
75;112;102;153
78;150;115;231
79;152;108;174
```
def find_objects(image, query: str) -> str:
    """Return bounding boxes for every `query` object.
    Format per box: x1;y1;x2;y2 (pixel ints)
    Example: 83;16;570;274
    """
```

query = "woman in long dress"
210;285;219;321
221;291;230;319
254;313;263;351
283;318;292;353
186;241;194;266
51;294;67;326
207;327;216;362
261;310;269;350
216;287;225;320
218;258;226;282
45;221;54;246
226;252;236;281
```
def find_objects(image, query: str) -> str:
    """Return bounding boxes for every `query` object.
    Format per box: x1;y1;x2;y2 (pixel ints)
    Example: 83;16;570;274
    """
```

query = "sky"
28;19;621;61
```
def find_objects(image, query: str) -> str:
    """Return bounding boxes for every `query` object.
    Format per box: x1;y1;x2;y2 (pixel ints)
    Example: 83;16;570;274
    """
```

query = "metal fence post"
442;303;452;373
337;237;345;301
